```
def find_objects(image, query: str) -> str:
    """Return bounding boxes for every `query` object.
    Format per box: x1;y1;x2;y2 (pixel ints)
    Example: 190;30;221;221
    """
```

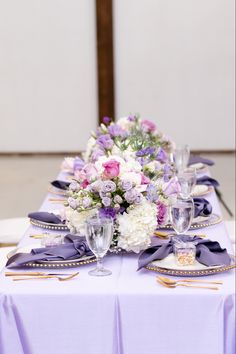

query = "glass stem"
97;256;103;270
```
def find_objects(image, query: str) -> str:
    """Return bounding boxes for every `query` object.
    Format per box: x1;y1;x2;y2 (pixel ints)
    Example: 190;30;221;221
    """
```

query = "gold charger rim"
30;218;70;231
145;254;236;277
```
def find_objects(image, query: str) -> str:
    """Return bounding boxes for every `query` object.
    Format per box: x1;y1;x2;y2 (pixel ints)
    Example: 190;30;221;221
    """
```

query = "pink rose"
103;160;120;179
141;119;156;133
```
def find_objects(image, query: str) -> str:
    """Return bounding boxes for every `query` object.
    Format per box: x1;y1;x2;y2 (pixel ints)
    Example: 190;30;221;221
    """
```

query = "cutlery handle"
5;272;44;276
181;284;219;290
13;276;56;281
181;279;223;285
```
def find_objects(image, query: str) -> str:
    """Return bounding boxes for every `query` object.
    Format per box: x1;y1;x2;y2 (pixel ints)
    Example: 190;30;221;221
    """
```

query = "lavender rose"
121;179;132;191
82;197;92;208
101;180;116;193
102;197;112;207
68;197;78;210
124;189;138;203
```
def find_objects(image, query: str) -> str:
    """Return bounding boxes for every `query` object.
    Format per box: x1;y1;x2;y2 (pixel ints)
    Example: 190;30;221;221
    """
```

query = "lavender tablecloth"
0;170;235;354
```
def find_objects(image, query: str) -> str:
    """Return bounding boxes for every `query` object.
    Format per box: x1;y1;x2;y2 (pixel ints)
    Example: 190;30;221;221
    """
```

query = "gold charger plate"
30;218;70;231
189;163;209;174
191;185;214;197
146;253;236;277
157;213;222;231
7;244;96;269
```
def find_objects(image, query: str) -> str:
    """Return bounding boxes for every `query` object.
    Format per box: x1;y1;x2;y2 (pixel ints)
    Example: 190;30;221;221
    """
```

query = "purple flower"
135;193;142;204
114;195;122;204
73;157;85;172
99;207;116;219
121;180;133;191
82;197;92;208
163;164;171;182
136;147;155;157
124;189;138;203
156;148;168;163
102;197;112;207
91;148;105;162
157;201;168;225
146;184;158;202
108;124;125;137
163;177;181;196
101;180;116;193
127;115;135;121
102;116;111;125
68;197;77;210
97;134;114;150
69;181;79;192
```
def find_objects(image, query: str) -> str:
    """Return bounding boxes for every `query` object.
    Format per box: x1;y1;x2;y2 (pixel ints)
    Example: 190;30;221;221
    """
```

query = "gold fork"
12;272;79;282
157;275;223;285
157;278;219;290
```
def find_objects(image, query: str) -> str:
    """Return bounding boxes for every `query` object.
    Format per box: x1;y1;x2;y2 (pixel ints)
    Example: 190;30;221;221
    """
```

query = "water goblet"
85;215;113;276
174;145;190;173
177;167;197;199
170;196;194;236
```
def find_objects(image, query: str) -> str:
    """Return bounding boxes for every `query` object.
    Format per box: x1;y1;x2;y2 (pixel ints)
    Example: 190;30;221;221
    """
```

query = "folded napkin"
6;235;93;269
138;235;231;270
51;180;70;190
193;198;212;218
196;176;219;188
28;212;64;224
188;155;214;166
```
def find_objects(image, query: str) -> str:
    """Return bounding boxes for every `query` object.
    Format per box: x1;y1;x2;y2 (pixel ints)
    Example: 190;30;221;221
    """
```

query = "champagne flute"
174;145;190;174
85;215;113;276
177;167;197;199
170;196;194;236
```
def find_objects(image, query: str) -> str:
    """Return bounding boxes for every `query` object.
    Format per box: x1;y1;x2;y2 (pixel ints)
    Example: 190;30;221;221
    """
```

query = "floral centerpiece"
65;116;180;253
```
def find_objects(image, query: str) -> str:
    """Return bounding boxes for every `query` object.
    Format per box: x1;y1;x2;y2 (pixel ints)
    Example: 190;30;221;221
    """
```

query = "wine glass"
170;196;194;236
174;145;190;173
177;167;197;199
85;215;113;276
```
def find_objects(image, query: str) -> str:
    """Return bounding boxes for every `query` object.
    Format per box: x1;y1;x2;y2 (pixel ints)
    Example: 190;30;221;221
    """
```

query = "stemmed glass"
85;215;113;276
170;196;194;236
177;167;197;199
174;145;190;174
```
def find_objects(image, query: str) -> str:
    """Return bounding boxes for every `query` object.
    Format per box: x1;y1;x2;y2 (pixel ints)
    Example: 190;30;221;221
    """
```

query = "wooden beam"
96;0;115;124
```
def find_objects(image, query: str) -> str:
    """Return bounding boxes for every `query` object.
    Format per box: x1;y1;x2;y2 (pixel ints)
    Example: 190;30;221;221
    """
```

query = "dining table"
0;168;235;354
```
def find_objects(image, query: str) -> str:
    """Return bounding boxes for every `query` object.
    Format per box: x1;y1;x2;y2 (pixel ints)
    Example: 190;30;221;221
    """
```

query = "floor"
0;153;235;221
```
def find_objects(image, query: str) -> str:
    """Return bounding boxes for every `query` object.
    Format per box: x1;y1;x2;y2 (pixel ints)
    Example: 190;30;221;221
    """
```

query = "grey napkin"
188;155;214;166
28;212;64;224
51;180;70;190
6;235;93;269
196;176;219;188
193;198;212;218
138;235;231;270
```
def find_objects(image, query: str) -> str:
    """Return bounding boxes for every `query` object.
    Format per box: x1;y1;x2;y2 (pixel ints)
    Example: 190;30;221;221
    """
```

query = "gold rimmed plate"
146;253;236;277
157;213;222;231
191;185;214;197
30;218;70;231
189;163;209;174
7;244;96;269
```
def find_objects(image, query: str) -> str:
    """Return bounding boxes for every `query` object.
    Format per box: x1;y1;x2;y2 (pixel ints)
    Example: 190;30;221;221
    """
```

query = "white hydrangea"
83;136;96;162
116;116;135;131
117;200;157;253
65;207;97;235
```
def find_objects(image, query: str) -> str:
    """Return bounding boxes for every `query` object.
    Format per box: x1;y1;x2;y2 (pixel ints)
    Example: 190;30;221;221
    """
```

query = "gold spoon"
157;278;219;290
157;275;223;285
13;272;79;282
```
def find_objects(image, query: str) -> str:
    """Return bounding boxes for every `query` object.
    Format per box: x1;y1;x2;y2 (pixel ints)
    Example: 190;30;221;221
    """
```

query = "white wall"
0;0;97;152
114;0;235;150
